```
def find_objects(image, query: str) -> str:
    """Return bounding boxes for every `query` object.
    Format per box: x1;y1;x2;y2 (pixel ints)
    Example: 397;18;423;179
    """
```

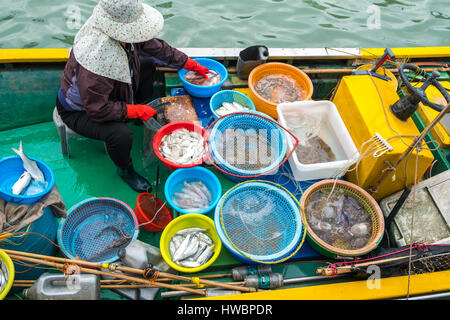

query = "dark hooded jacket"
59;38;188;122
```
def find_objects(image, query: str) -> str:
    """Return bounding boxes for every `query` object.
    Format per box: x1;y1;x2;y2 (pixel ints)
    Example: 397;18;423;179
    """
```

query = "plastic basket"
209;90;256;119
164;167;222;215
215;180;305;264
206;111;289;182
0;156;55;204
134;193;172;232
248;62;314;119
300;179;385;258
57;197;139;263
153;121;207;171
178;58;228;98
160;214;222;273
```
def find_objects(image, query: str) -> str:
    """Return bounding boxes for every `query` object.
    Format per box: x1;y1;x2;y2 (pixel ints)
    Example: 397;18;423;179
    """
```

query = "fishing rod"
369;102;450;194
316;244;450;277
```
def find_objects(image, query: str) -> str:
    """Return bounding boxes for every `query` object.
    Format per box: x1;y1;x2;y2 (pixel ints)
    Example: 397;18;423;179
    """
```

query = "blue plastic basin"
0;156;55;204
178;58;228;98
165;166;222;215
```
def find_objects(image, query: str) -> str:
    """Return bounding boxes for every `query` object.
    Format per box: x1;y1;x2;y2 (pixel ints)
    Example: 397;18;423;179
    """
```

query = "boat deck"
1;116;353;300
1;48;450;300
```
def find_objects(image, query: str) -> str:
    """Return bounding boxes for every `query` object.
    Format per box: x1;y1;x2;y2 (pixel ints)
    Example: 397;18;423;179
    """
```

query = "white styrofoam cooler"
277;100;359;181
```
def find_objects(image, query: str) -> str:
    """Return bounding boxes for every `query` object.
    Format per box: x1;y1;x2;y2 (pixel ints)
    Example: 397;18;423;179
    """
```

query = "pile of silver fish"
0;260;9;293
11;141;47;195
184;70;221;86
169;228;215;268
159;129;205;165
215;101;250;117
173;180;212;211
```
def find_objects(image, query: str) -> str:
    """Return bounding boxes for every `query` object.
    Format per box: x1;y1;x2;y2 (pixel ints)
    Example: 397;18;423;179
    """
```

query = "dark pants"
56;57;156;169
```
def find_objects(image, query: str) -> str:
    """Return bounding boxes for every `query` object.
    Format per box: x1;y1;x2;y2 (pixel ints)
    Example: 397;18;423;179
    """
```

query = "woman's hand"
183;58;210;79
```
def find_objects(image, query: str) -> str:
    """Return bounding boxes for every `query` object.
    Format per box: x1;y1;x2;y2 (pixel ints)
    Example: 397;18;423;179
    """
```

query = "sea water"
0;1;448;49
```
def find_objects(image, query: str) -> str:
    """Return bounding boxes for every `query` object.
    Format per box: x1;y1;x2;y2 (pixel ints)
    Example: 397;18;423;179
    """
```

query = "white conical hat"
93;0;164;43
72;0;164;84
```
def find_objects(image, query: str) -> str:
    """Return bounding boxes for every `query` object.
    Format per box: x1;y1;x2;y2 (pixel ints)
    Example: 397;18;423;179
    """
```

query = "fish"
11;141;45;183
172;181;212;211
175;228;208;236
0;264;7;291
159;129;205;165
196;244;215;265
169;228;215;268
11;171;32;195
215;101;250;117
184;70;221;86
87;234;132;261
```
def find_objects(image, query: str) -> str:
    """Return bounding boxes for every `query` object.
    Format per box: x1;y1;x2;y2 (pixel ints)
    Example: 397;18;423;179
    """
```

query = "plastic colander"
57;197;139;263
215;180;304;264
207;111;288;182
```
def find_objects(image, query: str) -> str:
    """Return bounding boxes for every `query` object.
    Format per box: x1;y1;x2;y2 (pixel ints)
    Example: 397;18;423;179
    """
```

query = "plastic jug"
22;273;100;300
236;45;269;80
118;239;173;273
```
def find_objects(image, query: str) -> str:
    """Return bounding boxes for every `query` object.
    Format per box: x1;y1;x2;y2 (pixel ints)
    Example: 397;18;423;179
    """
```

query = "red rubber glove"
126;104;156;121
184;58;210;79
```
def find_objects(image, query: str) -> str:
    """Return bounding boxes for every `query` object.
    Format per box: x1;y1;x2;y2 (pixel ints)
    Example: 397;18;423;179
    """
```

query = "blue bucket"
214;181;303;264
165;167;222;215
0;206;58;281
208;112;287;182
57;197;139;263
209;90;256;119
178;58;228;98
0;156;55;204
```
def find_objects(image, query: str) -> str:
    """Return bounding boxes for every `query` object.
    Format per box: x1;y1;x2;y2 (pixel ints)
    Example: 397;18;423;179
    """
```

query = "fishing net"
206;111;299;180
216;180;307;264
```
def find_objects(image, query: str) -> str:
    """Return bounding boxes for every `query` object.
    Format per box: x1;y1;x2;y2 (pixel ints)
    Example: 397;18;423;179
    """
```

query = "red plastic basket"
152;121;207;171
134;193;172;232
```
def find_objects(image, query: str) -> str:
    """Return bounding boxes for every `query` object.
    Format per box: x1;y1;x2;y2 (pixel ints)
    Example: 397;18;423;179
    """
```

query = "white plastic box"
277;100;359;181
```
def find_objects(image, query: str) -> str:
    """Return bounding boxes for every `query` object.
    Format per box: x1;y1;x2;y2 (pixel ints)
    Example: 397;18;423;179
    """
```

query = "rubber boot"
117;162;152;193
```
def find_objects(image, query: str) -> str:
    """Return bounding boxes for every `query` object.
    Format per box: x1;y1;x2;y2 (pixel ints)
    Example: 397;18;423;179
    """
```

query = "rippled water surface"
0;0;449;49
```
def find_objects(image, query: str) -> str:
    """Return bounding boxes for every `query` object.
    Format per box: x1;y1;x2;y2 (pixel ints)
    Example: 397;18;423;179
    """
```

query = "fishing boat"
0;46;449;301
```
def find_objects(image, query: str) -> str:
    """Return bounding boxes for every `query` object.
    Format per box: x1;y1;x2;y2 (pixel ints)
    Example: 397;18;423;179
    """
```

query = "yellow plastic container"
248;62;314;119
0;249;15;300
332;72;434;201
160;214;222;273
412;81;450;148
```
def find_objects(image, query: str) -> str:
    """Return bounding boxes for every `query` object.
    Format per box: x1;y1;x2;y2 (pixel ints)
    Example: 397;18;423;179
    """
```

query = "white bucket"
277;100;359;181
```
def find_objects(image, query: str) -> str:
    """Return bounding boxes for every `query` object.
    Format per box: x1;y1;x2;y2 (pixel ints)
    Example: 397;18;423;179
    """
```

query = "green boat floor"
0;120;240;267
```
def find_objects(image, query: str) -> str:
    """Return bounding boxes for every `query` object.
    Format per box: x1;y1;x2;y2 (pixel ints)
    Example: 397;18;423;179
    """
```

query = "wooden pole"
8;254;205;296
5;249;253;293
156;66;450;75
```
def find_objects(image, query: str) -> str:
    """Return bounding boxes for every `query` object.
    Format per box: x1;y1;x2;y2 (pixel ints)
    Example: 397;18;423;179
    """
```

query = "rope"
191;277;205;288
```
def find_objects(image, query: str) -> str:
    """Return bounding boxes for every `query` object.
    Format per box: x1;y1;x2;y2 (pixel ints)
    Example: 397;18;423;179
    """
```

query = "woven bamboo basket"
300;179;385;258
